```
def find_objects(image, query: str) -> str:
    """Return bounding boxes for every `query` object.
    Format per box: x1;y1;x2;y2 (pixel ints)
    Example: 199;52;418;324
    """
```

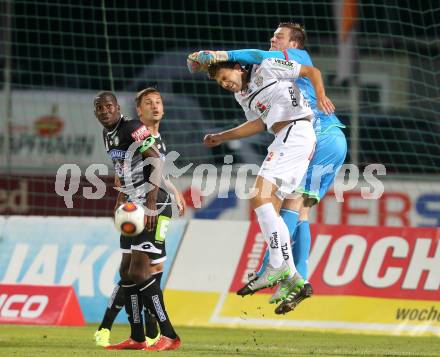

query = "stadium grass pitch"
0;324;439;356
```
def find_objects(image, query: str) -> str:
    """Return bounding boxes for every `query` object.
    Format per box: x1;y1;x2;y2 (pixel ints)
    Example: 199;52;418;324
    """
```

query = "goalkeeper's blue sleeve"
227;49;285;64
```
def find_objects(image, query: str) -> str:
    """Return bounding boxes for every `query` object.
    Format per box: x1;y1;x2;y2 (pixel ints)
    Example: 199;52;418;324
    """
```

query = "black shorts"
120;203;172;264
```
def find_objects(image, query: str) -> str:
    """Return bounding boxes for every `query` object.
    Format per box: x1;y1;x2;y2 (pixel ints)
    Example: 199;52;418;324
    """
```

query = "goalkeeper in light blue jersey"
188;23;347;313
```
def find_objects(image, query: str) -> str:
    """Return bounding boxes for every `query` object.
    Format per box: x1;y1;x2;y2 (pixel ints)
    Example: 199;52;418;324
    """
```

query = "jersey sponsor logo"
108;149;127;160
274;58;295;68
131;125;151;142
288;87;298;107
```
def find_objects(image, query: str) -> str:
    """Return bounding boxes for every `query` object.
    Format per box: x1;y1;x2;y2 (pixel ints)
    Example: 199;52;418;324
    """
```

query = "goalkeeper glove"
187;50;229;73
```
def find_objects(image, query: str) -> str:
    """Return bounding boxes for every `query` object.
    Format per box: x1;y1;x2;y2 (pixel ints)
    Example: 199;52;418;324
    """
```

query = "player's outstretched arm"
227;49;285;65
299;65;335;115
187;49;286;73
203;118;265;147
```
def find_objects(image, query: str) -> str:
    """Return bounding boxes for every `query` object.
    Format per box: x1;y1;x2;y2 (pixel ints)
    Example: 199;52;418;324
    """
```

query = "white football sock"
254;203;283;268
278;216;297;277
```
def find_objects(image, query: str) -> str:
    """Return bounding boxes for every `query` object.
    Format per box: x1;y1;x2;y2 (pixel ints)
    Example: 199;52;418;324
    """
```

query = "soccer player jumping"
189;22;347;313
193;55;335;309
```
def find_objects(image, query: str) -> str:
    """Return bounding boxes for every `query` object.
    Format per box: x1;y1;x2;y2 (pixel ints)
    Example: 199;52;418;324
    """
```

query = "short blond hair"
278;22;306;49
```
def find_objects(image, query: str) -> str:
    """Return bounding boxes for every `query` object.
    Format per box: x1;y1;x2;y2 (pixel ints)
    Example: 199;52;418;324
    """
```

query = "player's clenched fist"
203;133;223;147
187;50;228;73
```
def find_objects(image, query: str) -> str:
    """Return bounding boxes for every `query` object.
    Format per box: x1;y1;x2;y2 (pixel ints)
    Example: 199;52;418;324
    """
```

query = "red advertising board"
0;284;85;326
231;222;440;300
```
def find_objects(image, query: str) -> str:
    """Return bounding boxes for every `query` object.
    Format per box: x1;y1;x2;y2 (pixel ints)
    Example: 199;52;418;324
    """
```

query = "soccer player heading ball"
188;22;347;314
191;54;332;310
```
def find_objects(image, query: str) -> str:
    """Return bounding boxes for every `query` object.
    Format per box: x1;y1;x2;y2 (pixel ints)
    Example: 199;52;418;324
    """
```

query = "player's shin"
256;249;269;277
144;309;159;342
137;277;177;339
278;216;297;277
256;208;299;277
255;203;284;268
144;272;163;340
236;203;291;296
121;283;146;342
98;281;124;331
292;221;311;279
280;208;300;241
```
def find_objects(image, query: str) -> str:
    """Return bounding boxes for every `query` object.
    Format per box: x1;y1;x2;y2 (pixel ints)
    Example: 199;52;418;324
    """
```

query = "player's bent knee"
282;196;303;211
303;196;317;208
251;198;264;210
250;195;261;209
250;194;273;209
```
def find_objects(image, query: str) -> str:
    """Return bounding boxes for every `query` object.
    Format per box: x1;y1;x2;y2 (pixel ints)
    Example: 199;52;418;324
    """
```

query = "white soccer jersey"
234;58;313;133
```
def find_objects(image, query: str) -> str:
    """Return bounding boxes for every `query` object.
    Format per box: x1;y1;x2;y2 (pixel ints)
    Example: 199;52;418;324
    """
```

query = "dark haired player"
189;22;347;313
93;91;180;351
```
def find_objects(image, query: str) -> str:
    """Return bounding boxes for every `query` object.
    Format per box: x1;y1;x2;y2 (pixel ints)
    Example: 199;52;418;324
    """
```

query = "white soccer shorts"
258;119;316;199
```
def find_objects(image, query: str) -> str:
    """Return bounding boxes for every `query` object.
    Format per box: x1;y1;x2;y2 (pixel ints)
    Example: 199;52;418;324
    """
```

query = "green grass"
0;324;439;356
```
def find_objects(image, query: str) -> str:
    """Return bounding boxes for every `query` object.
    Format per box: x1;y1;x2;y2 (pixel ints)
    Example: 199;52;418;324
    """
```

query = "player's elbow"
308;66;321;79
313;67;322;77
301;65;320;79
